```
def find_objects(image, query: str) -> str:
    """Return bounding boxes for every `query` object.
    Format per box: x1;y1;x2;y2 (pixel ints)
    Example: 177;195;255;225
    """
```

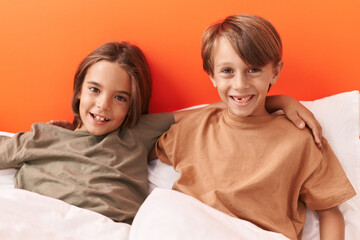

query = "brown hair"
71;41;152;129
201;14;282;76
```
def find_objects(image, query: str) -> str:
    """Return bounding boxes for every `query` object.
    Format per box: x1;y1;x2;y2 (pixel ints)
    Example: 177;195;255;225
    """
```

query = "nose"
233;73;248;90
96;94;111;111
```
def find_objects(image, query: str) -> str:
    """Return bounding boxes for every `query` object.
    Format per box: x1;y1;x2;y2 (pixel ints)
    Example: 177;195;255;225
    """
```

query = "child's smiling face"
210;37;283;117
76;60;131;135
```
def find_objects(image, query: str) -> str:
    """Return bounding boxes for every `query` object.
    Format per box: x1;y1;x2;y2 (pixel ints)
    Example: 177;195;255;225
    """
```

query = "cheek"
216;88;229;103
216;82;229;95
114;104;130;119
79;92;95;106
258;82;270;92
254;78;271;92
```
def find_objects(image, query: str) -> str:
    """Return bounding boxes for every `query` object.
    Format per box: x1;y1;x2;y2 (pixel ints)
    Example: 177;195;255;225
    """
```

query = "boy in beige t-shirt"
155;15;356;240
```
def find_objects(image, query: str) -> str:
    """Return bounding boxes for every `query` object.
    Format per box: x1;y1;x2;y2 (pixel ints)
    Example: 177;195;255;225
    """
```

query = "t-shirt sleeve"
300;138;356;210
0;129;36;169
132;112;175;152
155;123;178;166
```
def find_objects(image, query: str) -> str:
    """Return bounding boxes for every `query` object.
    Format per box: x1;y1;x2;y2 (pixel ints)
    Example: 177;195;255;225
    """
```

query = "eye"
89;87;100;93
248;68;260;73
115;95;128;102
221;68;234;74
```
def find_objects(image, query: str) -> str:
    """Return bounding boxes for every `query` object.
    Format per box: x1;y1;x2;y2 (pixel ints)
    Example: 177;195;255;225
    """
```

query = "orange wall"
1;0;359;132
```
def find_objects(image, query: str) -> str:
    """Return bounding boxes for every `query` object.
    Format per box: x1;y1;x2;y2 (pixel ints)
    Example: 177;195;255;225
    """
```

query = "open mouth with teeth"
90;113;110;122
231;95;254;103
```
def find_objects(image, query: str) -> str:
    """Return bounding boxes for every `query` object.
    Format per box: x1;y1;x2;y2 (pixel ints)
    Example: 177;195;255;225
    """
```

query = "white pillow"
147;90;360;240
300;91;360;193
0;131;15;137
300;91;360;240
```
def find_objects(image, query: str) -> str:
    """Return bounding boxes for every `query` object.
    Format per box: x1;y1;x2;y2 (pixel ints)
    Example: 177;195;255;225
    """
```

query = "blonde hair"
201;14;282;76
71;42;152;129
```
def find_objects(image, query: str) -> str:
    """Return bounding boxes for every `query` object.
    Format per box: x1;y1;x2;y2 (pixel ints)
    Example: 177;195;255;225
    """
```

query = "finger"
307;124;323;148
285;111;306;129
48;120;59;125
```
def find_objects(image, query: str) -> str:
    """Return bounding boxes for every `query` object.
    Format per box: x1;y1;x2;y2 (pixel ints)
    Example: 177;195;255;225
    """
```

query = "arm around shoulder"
316;206;344;240
265;95;323;148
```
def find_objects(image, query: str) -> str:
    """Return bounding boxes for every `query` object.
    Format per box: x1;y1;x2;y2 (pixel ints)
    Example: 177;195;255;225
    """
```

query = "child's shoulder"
132;112;175;134
272;115;315;141
30;122;91;138
28;122;57;132
180;106;224;124
31;122;71;132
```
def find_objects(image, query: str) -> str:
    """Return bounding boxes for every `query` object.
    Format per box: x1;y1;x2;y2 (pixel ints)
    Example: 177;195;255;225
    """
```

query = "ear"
270;60;284;85
209;75;217;87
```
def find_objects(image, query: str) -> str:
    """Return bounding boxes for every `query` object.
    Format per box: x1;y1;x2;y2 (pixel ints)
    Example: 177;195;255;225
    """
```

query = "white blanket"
130;188;289;240
0;185;288;240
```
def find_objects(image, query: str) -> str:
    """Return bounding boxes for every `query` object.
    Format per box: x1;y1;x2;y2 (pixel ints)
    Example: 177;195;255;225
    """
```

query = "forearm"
317;206;345;240
265;95;295;113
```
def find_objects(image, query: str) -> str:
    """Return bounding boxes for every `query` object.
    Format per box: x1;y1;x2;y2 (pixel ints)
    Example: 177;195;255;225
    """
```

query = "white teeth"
95;115;104;121
93;114;108;122
233;96;252;103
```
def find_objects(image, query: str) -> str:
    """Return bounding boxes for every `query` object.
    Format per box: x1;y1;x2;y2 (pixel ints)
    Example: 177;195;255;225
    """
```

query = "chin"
227;104;253;116
86;127;106;136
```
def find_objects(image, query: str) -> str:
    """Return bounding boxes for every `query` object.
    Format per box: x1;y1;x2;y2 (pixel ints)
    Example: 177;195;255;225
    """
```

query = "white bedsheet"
0;187;130;240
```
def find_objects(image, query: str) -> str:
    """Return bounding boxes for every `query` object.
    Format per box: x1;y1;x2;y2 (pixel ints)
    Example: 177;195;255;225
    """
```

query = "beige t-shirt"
156;107;356;240
0;112;174;224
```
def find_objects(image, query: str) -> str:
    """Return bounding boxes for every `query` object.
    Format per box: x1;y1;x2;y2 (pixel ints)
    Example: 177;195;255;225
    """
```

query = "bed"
1;90;359;240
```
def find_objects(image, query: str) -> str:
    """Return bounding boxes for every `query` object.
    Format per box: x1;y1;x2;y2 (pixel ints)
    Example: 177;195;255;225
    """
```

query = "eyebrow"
215;61;234;67
215;61;257;69
87;81;131;97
